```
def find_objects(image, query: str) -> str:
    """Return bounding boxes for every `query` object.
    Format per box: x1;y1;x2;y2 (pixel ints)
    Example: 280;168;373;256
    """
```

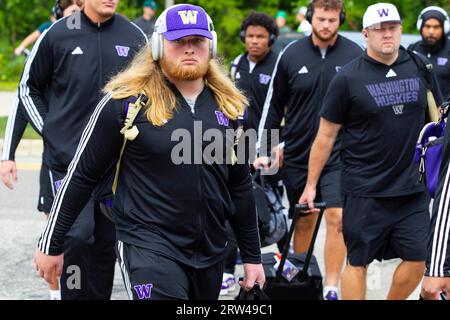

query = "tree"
1;0;450;81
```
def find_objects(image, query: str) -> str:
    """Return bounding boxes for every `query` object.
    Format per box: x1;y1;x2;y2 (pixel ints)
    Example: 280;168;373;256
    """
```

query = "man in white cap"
299;3;442;299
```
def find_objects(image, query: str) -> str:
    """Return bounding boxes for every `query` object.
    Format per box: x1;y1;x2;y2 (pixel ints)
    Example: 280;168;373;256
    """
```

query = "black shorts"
115;241;223;300
37;162;56;213
343;192;430;266
284;168;343;217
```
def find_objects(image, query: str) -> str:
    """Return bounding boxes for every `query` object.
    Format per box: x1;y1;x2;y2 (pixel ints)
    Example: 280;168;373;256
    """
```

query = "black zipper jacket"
38;86;261;268
426;110;450;277
409;37;450;99
231;50;278;132
19;11;147;173
257;35;362;173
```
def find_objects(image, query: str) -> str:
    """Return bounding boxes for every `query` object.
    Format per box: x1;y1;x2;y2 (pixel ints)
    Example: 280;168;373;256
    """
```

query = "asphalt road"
0;156;421;300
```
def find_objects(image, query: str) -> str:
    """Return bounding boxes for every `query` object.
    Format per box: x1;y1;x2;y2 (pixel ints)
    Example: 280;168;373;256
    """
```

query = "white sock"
323;286;339;295
50;290;61;300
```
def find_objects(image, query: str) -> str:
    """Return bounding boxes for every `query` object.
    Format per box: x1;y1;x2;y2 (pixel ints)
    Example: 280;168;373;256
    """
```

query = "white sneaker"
219;273;236;296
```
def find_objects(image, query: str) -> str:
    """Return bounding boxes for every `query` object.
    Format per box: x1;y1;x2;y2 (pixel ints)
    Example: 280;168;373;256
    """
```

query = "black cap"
421;10;446;30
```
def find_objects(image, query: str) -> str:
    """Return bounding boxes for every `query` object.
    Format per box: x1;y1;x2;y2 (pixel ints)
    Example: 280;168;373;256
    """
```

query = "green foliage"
0;0;450;81
0;38;25;82
0;117;41;139
0;82;19;91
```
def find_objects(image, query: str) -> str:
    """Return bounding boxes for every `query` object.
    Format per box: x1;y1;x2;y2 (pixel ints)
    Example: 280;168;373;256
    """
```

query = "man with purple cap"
300;3;442;299
34;3;265;300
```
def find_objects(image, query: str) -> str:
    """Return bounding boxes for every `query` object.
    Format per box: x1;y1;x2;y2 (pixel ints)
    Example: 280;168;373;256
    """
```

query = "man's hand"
240;263;266;291
252;147;284;171
34;248;64;285
421;276;450;300
298;185;320;214
1;160;18;190
272;146;284;169
14;46;25;56
253;156;271;171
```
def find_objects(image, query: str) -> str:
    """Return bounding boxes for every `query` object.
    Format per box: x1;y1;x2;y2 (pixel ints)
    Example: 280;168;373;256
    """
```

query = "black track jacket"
38;86;261;268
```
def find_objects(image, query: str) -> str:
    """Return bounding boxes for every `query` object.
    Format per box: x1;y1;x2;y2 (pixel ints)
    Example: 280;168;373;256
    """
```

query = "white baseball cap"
363;3;402;29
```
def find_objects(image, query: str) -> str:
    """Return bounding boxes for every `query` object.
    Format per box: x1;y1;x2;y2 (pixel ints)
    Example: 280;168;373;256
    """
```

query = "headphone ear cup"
210;31;218;58
340;6;346;26
444;19;450;34
306;4;313;24
151;32;162;61
239;30;246;43
269;34;276;46
417;17;423;32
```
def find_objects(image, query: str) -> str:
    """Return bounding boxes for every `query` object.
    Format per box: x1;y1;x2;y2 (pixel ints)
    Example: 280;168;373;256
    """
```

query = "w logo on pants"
134;284;153;299
115;45;130;57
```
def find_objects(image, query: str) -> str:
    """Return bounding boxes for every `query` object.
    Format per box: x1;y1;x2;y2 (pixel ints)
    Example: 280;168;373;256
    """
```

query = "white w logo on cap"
178;10;198;24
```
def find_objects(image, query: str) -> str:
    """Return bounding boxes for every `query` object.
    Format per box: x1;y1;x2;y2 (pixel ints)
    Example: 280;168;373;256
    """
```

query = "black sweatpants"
116;241;223;300
50;167;116;300
60;198;116;299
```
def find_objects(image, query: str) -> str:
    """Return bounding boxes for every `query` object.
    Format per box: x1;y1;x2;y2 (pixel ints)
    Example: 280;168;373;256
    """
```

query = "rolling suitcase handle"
275;202;327;283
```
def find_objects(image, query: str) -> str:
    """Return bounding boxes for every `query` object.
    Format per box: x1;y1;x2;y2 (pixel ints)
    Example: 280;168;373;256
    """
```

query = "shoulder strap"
407;49;440;122
230;54;244;82
407;49;433;88
230;113;245;166
112;93;148;194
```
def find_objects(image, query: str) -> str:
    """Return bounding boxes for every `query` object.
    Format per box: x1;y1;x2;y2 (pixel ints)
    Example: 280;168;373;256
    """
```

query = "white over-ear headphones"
416;6;450;34
151;4;218;61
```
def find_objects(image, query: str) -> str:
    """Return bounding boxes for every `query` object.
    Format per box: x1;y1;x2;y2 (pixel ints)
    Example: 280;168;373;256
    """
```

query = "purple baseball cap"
154;4;213;41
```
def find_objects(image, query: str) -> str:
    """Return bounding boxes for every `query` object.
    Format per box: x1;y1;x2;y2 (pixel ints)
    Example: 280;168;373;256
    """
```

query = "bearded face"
161;36;211;81
160;54;210;81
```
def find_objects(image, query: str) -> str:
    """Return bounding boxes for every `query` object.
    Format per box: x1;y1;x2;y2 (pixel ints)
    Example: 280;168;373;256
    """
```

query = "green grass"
0;116;41;140
0;82;18;91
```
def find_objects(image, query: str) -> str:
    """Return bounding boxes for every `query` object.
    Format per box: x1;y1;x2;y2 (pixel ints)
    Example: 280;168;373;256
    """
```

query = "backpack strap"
407;49;440;122
230;113;245;165
230;54;244;82
112;93;148;194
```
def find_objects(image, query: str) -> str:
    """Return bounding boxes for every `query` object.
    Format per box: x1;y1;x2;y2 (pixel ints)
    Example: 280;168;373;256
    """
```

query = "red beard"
161;57;209;81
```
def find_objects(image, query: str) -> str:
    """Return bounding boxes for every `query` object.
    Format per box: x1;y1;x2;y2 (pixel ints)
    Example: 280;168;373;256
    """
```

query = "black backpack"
252;170;288;248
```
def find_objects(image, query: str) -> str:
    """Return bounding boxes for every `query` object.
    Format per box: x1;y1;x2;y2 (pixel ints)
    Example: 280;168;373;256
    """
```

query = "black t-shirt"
321;48;443;197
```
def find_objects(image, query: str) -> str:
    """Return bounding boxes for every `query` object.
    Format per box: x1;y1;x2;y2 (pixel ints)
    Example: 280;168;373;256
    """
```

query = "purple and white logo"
377;8;389;17
178;10;199;25
134;284;153;299
259;73;271;85
215;111;229;127
366;78;420;108
115;45;130;57
54;179;63;192
335;66;342;73
437;57;448;66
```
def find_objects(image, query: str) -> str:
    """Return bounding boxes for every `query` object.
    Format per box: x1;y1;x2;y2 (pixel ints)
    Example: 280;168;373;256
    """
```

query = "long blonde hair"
104;45;248;126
